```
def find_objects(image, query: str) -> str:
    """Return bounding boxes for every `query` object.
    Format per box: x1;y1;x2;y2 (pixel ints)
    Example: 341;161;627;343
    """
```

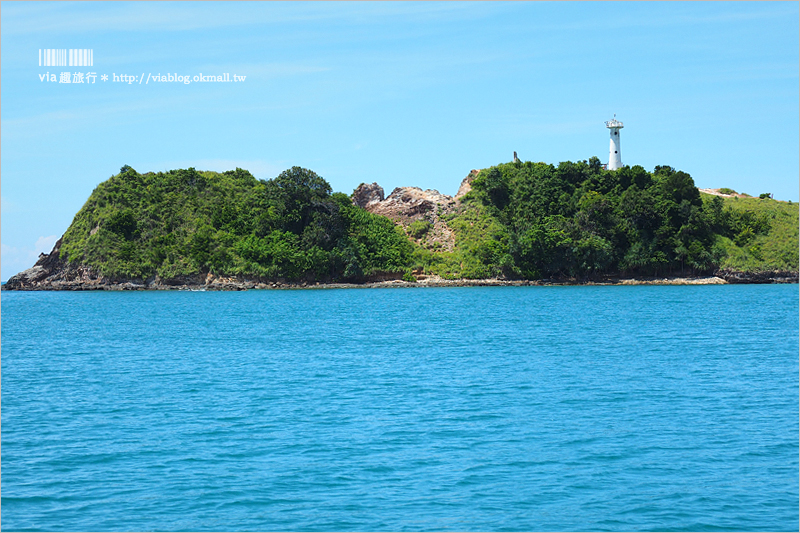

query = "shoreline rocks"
4;268;797;291
5;225;797;292
714;269;799;284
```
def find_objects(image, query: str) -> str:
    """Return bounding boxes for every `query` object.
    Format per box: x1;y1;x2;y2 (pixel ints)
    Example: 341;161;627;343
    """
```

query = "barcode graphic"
39;49;93;67
40;49;66;66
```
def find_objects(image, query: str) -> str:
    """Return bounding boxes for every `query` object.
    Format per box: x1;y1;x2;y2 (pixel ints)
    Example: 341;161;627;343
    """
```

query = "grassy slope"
410;195;509;279
702;193;799;272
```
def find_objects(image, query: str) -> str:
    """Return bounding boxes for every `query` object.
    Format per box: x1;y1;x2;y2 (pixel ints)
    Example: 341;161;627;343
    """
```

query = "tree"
472;167;510;211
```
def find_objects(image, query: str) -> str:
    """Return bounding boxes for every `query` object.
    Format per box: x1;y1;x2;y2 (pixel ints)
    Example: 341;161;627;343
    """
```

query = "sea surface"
2;284;798;531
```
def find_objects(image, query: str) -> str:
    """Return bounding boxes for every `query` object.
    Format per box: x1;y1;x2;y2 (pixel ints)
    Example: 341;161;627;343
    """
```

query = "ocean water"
1;284;798;532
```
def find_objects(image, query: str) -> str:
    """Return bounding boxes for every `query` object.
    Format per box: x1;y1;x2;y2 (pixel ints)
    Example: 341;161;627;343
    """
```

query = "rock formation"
351;182;385;209
5;238;112;290
455;169;480;200
351;170;481;252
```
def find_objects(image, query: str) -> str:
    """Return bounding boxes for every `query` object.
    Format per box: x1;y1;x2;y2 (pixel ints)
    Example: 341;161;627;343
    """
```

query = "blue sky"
2;1;798;280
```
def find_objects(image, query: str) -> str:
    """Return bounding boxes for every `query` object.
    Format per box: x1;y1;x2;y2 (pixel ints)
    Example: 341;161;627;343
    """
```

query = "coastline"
4;242;796;291
3;271;797;291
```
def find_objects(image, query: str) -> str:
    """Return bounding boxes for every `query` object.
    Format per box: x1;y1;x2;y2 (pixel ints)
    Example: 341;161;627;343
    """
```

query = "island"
5;160;798;290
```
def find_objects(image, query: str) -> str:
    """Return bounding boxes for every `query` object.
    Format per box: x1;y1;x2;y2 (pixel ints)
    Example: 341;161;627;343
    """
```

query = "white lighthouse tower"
605;115;623;170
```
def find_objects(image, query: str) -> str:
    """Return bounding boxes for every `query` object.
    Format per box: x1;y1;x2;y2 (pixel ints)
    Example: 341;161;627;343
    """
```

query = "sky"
1;1;798;281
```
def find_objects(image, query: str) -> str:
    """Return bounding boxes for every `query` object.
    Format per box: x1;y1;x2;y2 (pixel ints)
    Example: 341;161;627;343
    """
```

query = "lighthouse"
605;115;623;171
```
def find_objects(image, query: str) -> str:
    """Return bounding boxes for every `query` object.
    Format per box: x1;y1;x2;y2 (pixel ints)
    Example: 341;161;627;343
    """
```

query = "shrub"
408;220;432;239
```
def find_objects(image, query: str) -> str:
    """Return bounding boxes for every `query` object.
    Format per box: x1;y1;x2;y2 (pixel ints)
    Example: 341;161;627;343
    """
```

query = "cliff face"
5;238;108;290
6;242;394;290
4;237;207;290
352;170;479;252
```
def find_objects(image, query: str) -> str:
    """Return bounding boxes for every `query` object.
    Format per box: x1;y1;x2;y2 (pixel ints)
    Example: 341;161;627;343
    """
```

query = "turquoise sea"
2;284;798;531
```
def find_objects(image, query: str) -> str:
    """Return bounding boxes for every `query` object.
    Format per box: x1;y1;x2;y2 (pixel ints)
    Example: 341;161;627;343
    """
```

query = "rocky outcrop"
352;182;385;209
351;170;481;253
715;269;799;284
455;169;480;200
362;186;457;251
2;238;108;290
369;187;455;218
4;239;243;290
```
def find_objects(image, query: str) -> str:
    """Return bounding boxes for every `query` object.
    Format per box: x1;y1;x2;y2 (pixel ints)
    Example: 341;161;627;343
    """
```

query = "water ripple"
2;285;798;531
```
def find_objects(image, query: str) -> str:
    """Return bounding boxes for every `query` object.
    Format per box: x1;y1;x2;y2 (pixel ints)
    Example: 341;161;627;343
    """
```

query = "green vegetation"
56;161;797;284
408;220;432;239
411;159;798;279
706;193;799;272
411;202;510;279
59;166;412;282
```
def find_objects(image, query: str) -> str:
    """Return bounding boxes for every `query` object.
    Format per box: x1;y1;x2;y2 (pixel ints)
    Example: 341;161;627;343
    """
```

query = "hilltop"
5;160;797;290
703;192;798;274
5;166;414;290
356;159;797;283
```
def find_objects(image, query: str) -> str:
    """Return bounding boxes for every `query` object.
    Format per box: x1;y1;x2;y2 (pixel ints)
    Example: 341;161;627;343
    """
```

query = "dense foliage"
59;166;413;282
711;194;799;272
414;158;796;279
56;161;797;284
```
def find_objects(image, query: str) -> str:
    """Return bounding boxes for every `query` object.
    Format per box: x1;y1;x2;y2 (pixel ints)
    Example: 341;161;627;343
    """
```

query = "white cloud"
1;235;59;282
34;235;59;255
1;195;19;214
